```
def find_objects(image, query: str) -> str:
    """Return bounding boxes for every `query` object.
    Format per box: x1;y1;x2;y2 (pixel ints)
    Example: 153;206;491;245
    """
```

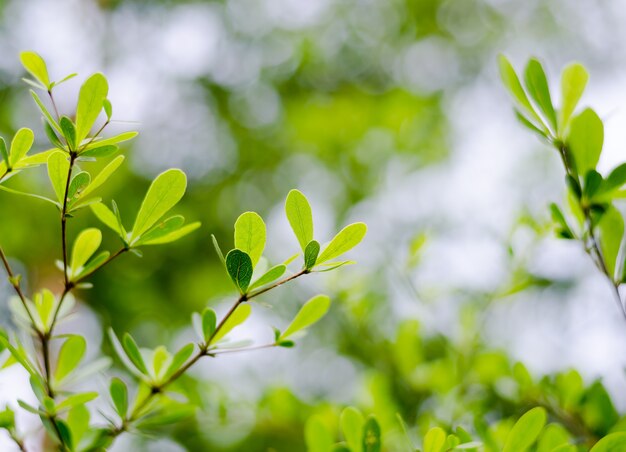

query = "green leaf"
79;144;119;159
20;51;50;88
524;58;557;131
305;415;334;452
48;151;70;203
60;116;76;150
55;392;98;412
317;223;367;264
55;335;86;383
226;249;253;294
209;303;251;344
341;407;364;452
590;432;626;451
249;264;286;291
9;128;34;167
362;416;381;452
91;203;125;239
131;169;187;242
30;90;61;133
163;343;195;379
43;120;63;148
304;240;320;270
568;108;603;176
67;171;91;205
559;63;589;133
211;234;226;267
137;216;200;246
79;155;125;199
550;203;574;239
503;407;547;452
498;55;544;129
599;206;624;280
537;423;570;452
67;405;90;447
285;189;314;251
0;138;8;167
202;308;217;341
424;427;446;452
75;73;109;143
103;99;112;119
81;131;138;151
601;163;626;195
122;333;148;375
280;295;331;340
70;228;102;277
76;250;110;279
15;149;56;169
234;211;266;267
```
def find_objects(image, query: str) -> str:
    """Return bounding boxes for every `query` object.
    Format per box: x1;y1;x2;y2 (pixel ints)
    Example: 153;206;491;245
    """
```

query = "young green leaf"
599;206;624;280
60;117;76;150
122;333;148;375
285;189;314;251
305;415;334;452
211;234;226;267
79;155;125;199
43;120;63;149
280;295;331;340
67;171;91;204
47;151;70;203
226;249;253;293
81;131;138;151
66;405;90;447
70;228;102;277
0;137;8;166
103;99;112;120
503;407;547;452
524;58;557;131
79;144;119;159
590;433;626;452
163;343;195;379
135;215;189;246
202;308;217;341
91;202;125;239
362;416;381;452
210;303;251;344
76;251;110;280
498;55;544;129
9;128;34;167
131;169;187;242
55;335;86;383
249;264;286;291
568;108;603;176
304;240;320;270
317;223;367;264
423;427;446;452
75;73;109;143
20;51;50;89
30;90;61;134
341;407;364;452
234;211;266;267
559;63;589;133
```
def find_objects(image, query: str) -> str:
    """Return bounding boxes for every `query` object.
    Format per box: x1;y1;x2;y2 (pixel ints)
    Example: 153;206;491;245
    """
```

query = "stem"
0;246;38;328
107;269;309;441
60;154;75;288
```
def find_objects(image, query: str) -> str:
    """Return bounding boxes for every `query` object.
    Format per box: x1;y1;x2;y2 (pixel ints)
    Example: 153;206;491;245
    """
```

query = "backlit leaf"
70;228;102;277
9;128;34;167
47;151;70;203
317;223;367;264
234;212;266;267
285;189;314;251
75;73;109;143
568;108;603;176
503;407;547;452
20;51;50;89
280;295;330;340
210;303;251;344
559;63;589;133
55;336;86;383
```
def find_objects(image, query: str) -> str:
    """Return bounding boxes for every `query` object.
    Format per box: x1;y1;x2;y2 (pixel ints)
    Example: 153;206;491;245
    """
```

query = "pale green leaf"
424;427;446;452
280;295;331;340
590;433;626;452
317;222;366;264
131;169;187;241
80;155;125;199
285;189;314;251
30;91;61;134
47;151;70;203
503;407;547;452
122;333;148;375
81;131;138;151
249;264;286;291
70;228;102;277
202;309;217;341
163;343;195;379
568;108;603;176
599;206;624;280
498;55;544;129
341;407;364;452
91;203;124;238
524;58;557;131
55;336;86;383
138;221;201;246
75;73;109;143
559;63;589;133
234;211;266;267
210;303;251;344
67;171;91;205
20;51;50;88
9;128;34;167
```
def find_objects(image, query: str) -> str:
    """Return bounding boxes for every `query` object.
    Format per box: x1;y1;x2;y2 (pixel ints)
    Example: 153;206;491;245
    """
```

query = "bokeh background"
1;0;626;450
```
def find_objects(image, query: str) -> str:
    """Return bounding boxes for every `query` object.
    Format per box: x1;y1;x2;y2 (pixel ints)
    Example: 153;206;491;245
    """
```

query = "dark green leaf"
202;308;217;341
362;416;381;452
226;249;253;293
60;116;76;150
122;333;148;375
304;240;320;270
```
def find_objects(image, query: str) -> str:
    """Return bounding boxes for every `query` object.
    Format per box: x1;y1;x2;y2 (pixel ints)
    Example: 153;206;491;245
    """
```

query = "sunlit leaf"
122;333;148;375
304;240;320;270
498;55;544;130
209;303;251;344
80;155;125;199
590;433;626;451
599;206;624;280
362;416;381;452
559;63;589;133
30;90;61;133
423;427;446;452
60;116;76;150
285;189;314;251
249;264;286;291
503;407;547;452
47;151;70;203
524;58;557;131
75;73;109;143
280;295;330;340
9;128;34;167
81;131;138;151
341;407;364;452
70;228;102;277
234;211;266;267
20;51;50;89
568;108;603;176
317;223;366;264
55;335;86;383
131;169;187;241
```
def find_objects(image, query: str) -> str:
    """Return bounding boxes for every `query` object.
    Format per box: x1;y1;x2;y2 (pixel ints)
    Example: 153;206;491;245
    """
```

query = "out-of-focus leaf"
599;206;624;280
341;407;364;452
503;407;547;452
423;427;446;452
210;303;251;344
20;51;50;89
524;58;557;131
55;335;86;383
590;433;626;451
568;108;603;176
280;295;330;340
362;416;381;452
559;63;589;133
